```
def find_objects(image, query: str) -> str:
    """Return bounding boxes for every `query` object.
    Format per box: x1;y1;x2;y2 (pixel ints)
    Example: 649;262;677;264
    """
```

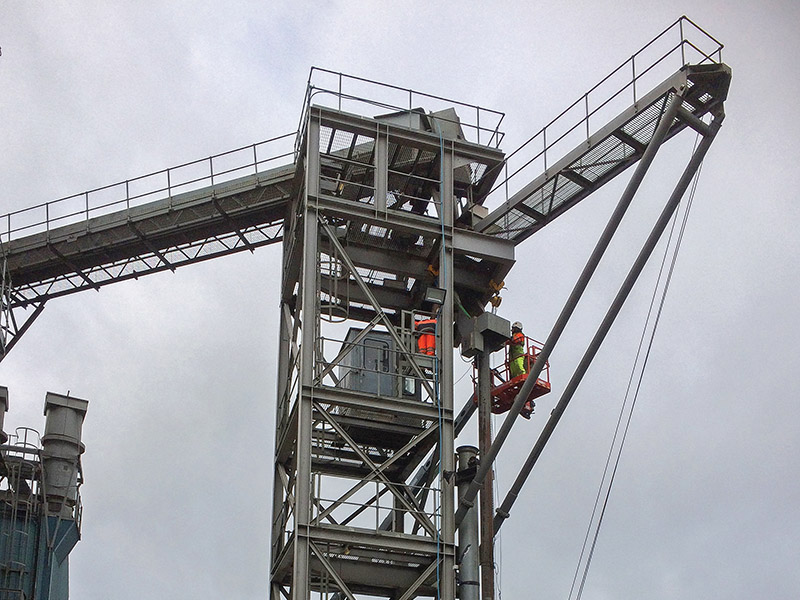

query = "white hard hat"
512;321;523;330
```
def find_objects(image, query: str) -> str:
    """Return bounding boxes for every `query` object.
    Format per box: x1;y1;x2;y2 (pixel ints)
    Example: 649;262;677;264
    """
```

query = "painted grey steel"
0;18;730;599
270;99;506;600
493;109;724;534
0;164;293;362
0;59;729;363
454;91;685;529
476;350;496;600
3;165;293;300
439;139;457;600
41;392;89;517
457;446;480;600
339;329;397;398
477;66;730;244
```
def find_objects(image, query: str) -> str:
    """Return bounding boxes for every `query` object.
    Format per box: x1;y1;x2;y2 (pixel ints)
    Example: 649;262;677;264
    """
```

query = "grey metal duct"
41;392;88;517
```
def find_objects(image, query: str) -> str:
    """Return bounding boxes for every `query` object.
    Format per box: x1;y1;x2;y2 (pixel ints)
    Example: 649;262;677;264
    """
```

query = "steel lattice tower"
268;97;512;600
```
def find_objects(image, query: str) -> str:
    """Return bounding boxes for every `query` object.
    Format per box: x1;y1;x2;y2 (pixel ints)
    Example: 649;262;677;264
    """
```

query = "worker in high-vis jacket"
508;321;526;377
509;320;535;419
416;317;437;356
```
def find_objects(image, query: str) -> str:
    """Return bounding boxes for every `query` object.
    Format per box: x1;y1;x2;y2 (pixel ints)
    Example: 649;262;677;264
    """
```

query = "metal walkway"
477;64;730;244
1;17;730;364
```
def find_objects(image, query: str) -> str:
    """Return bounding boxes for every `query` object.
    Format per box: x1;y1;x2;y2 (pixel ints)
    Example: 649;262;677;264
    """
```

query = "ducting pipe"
41;392;88;517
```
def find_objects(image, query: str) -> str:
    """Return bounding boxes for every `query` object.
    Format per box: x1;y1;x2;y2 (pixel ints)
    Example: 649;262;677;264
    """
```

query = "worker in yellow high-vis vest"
508;321;526;378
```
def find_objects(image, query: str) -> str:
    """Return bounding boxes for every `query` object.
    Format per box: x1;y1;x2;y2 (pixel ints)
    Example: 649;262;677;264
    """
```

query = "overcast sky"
1;2;799;599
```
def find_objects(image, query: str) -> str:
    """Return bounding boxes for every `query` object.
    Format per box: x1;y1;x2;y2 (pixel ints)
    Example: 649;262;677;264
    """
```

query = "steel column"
476;351;495;600
291;115;322;600
439;139;457;600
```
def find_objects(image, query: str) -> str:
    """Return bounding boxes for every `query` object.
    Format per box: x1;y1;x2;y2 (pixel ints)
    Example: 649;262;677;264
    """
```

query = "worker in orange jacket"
416;317;437;356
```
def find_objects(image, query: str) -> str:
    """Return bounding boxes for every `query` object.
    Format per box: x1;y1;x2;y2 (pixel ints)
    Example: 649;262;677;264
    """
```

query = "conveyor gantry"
477;63;730;243
0;16;733;600
1;17;730;367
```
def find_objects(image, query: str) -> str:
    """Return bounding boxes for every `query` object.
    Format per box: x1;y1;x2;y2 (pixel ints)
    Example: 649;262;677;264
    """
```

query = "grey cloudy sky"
1;1;799;599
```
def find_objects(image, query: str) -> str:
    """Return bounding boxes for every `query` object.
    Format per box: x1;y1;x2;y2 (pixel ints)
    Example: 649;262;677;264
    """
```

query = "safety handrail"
294;66;507;157
483;15;724;209
1;132;296;247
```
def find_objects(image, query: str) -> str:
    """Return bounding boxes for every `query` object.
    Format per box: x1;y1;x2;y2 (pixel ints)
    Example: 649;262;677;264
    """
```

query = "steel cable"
568;135;704;600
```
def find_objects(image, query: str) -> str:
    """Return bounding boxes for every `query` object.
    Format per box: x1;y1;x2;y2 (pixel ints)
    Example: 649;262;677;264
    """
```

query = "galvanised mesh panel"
571;136;630;182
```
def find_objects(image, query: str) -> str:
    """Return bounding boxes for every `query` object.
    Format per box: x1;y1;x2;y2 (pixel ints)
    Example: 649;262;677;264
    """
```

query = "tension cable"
569;138;705;600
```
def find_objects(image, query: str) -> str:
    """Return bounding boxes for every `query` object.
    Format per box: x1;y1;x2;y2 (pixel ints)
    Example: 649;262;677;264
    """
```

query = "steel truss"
0;159;295;362
270;104;511;600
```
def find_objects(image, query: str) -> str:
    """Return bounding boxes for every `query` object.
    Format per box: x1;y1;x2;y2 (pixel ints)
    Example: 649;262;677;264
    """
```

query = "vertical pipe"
457;446;481;600
493;113;723;534
455;92;684;529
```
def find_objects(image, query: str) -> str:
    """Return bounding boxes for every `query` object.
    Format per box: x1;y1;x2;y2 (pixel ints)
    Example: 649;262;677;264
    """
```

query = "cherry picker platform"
473;334;551;417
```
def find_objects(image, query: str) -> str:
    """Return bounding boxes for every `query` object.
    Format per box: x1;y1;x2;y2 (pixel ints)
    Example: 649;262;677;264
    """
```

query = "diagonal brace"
319;219;436;399
493;109;725;534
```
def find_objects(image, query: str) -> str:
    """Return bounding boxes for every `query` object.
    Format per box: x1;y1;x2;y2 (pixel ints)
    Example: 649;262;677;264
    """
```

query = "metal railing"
2;428;40;459
295;67;506;157
483;15;724;210
310;478;441;535
0;132;296;247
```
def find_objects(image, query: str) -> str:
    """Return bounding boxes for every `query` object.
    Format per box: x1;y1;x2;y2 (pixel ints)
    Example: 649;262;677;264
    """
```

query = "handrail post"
543;128;548;172
584;93;590;139
632;55;637;103
253;144;258;175
680;18;686;65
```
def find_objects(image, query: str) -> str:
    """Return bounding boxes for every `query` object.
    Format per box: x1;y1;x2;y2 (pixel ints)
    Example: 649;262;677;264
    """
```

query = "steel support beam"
476;351;495;600
454;92;684;529
494;109;724;534
291;116;322;600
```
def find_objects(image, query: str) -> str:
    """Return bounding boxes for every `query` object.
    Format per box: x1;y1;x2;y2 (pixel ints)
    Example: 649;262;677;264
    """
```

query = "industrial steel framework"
268;90;512;599
0;16;731;600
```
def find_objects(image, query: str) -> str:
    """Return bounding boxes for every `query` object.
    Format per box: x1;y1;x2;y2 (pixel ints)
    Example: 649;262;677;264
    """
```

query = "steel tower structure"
0;17;731;600
268;88;511;600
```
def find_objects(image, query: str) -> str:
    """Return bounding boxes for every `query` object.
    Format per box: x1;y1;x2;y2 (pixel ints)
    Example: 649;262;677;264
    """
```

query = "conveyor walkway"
1;19;730;362
477;64;730;243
